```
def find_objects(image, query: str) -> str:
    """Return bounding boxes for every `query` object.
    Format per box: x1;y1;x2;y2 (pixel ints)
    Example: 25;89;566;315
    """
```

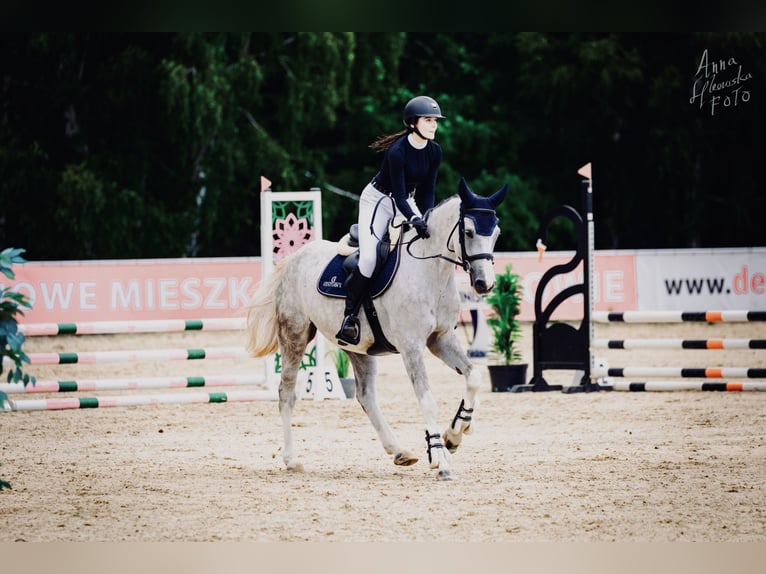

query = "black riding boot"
335;272;372;346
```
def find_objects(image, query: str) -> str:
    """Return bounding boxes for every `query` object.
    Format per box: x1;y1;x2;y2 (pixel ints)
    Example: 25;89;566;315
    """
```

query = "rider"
335;95;445;346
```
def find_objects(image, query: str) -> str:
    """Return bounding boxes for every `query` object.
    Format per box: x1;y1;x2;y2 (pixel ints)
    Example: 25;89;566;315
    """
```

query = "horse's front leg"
427;329;481;454
347;353;419;467
400;347;454;481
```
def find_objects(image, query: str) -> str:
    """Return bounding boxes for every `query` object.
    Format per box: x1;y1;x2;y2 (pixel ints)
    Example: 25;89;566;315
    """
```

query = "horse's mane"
426;194;460;224
433;194;459;210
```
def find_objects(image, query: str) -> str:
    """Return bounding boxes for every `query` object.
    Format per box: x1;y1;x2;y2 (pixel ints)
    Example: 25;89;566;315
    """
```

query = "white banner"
635;248;766;310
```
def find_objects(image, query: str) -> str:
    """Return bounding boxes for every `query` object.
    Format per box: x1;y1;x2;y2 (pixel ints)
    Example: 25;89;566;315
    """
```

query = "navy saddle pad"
317;247;402;299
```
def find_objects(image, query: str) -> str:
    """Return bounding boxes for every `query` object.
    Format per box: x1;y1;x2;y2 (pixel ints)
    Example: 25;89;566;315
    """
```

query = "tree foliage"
0;247;34;389
1;33;764;258
1;247;36;490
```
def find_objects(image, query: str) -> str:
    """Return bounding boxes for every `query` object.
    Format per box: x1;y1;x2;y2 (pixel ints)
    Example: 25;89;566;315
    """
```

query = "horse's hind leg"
427;330;481;454
346;352;419;467
277;322;316;472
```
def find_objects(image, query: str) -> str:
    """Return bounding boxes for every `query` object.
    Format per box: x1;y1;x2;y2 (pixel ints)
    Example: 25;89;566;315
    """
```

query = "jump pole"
581;162;596;392
610;381;766;392
593;366;766;379
2;346;250;367
18;318;245;337
592;311;766;390
593;338;766;350
4;389;277;412
593;310;766;323
0;373;266;394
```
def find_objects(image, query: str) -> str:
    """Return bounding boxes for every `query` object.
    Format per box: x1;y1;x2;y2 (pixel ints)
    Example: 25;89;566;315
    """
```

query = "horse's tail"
245;261;285;357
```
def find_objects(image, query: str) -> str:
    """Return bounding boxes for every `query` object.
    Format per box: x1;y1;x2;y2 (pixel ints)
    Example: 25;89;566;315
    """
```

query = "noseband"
456;207;498;266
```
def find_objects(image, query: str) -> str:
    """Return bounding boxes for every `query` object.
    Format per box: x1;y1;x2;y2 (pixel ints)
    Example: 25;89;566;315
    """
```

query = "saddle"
317;219;404;300
317;219;405;355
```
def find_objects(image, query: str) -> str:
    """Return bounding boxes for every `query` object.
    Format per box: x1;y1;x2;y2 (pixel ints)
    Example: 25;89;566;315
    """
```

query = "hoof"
437;469;454;481
443;432;461;454
286;462;305;473
394;452;419;466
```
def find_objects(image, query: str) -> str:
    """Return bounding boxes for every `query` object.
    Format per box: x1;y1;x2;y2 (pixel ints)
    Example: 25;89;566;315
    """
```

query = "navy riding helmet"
403;96;446;129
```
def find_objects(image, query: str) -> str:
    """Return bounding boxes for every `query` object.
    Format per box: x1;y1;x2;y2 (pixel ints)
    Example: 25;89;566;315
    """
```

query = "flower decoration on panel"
271;212;314;259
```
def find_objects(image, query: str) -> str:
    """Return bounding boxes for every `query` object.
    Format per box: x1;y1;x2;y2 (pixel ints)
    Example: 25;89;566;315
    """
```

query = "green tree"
1;33;764;258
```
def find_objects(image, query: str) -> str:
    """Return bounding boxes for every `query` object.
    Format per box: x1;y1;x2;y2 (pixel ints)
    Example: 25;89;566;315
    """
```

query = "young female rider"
336;95;445;346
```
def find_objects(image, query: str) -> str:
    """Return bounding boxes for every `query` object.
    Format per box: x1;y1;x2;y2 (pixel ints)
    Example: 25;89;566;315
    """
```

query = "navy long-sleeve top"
372;135;442;221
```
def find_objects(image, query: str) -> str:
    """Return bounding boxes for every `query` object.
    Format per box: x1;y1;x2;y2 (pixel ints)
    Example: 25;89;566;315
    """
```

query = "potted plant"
330;347;356;399
485;263;528;392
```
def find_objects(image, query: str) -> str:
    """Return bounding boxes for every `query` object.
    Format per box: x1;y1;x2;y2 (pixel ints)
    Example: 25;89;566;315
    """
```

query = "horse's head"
457;177;508;294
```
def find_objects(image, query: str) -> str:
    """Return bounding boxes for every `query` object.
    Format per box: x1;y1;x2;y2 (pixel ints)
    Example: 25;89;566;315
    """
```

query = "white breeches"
357;183;421;278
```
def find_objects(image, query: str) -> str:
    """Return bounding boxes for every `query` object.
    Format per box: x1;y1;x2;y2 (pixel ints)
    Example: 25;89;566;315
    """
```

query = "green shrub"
485;264;524;364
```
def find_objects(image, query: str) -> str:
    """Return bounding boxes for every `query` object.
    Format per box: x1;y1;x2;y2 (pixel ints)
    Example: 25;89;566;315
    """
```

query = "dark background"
2;33;763;260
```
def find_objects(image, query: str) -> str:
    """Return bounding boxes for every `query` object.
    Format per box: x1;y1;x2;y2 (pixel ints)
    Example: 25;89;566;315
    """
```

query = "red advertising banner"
4;252;636;324
494;251;637;321
5;258;262;324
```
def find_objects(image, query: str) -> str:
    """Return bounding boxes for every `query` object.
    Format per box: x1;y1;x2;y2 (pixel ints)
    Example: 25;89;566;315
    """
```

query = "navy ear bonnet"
458;178;507;237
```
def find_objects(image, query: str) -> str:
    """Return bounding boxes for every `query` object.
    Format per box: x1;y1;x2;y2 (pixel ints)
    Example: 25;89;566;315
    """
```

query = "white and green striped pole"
3;346;250;367
0;373;265;395
5;389;277;412
19;318;245;337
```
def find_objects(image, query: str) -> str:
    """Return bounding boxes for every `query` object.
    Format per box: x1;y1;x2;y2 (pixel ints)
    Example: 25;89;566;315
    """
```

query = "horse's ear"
489;183;509;207
458;177;472;201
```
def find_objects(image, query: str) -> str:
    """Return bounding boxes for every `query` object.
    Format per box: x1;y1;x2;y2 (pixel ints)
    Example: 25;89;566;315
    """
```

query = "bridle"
369;195;499;286
405;204;498;284
453;206;499;268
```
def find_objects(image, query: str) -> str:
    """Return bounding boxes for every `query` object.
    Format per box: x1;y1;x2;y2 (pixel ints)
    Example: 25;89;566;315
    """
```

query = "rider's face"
415;116;439;140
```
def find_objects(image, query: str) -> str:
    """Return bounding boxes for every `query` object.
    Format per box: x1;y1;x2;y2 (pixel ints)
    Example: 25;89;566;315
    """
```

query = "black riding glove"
409;216;430;239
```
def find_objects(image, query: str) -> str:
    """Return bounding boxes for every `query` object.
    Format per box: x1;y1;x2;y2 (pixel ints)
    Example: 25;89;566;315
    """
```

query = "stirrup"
336;315;361;346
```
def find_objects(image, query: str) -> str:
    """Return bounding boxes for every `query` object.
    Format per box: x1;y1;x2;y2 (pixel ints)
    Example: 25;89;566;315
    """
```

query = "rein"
405;220;466;270
405;206;497;276
369;195;497;282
